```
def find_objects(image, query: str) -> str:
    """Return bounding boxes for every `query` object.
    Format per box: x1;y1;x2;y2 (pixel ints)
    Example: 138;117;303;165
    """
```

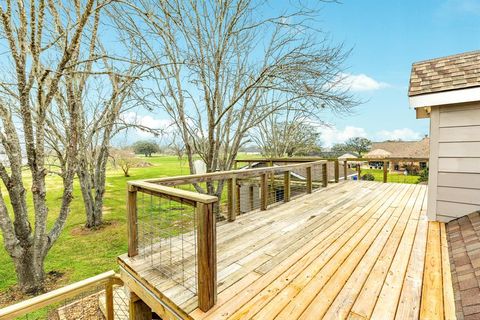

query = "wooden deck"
118;181;455;320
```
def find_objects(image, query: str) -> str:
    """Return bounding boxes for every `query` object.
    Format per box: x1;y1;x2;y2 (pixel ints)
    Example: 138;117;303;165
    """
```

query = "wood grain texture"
116;181;453;320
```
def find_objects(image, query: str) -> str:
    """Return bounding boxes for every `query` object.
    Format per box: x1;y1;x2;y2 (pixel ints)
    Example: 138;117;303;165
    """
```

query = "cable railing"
125;159;328;312
0;271;125;320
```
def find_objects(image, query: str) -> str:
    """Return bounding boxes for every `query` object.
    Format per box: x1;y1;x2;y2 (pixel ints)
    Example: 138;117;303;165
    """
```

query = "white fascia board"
409;86;480;109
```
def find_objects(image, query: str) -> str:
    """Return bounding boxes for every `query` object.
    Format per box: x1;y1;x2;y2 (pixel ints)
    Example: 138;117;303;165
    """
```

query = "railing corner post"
322;163;328;188
284;171;291;202
127;185;138;257
383;160;388;183
196;201;217;311
227;178;237;222
261;173;268;210
334;160;339;183
343;160;348;181
105;279;114;320
306;166;312;194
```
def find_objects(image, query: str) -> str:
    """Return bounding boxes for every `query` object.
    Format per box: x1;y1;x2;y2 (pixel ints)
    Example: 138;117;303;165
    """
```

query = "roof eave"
409;86;480;114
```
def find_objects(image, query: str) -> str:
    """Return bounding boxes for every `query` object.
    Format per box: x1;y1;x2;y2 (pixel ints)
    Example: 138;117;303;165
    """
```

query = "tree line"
0;0;358;294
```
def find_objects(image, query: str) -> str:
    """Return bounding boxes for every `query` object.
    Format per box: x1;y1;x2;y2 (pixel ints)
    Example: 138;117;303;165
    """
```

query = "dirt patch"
0;271;69;308
55;292;105;320
70;220;120;236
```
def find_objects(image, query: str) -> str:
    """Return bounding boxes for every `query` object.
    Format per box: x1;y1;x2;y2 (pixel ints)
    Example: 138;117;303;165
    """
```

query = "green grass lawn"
360;168;420;184
0;155;192;295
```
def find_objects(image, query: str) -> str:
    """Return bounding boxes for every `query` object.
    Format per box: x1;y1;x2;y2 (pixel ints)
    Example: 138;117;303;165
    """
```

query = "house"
364;138;429;172
409;50;480;319
409;50;480;222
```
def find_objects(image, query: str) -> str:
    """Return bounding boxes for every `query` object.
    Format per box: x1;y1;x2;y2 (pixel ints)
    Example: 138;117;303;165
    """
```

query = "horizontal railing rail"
0;271;123;320
234;157;429;184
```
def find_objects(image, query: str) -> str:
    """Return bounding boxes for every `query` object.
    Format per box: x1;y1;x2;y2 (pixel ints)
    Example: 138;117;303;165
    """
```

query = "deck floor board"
118;181;455;320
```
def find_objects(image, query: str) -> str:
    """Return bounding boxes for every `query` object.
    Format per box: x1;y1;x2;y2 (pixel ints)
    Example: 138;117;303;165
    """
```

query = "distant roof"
364;148;391;159
408;51;480;97
338;153;357;160
365;138;429;159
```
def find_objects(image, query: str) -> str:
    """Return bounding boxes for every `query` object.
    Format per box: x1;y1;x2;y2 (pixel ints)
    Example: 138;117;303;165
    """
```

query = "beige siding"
439;126;480;142
430;102;480;221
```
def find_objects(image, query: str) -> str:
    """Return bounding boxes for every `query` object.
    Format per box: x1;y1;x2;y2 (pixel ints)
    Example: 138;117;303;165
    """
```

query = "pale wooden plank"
305;185;419;319
269;185;413;320
369;186;426;319
320;184;416;319
419;221;444;320
348;185;423;319
228;185;403;319
440;223;456;320
201;184;397;319
394;217;428;320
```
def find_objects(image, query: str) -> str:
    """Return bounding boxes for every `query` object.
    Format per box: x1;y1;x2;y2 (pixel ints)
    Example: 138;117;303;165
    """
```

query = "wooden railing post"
343;160;348;181
322;163;328;188
306;166;312;194
357;164;361;181
235;182;241;216
260;173;268;210
249;185;254;210
129;292;151;320
105;279;114;320
284;171;291;202
383;160;388;183
196;202;217;311
334;160;339;183
227;178;237;222
127;185;138;257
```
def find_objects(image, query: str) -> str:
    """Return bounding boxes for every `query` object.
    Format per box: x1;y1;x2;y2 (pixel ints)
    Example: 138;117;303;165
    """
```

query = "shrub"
418;168;429;183
361;173;375;181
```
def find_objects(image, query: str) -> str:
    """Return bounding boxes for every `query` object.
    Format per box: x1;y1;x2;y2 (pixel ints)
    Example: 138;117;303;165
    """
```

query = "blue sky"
311;0;480;146
118;0;480;147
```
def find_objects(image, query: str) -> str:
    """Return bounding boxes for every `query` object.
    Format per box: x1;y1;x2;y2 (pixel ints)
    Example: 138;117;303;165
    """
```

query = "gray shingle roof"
409;51;480;97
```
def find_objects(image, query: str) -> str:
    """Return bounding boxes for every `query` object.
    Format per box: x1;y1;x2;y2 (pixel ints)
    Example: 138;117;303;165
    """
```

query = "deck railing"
0;271;125;320
126;159;328;311
235;157;429;184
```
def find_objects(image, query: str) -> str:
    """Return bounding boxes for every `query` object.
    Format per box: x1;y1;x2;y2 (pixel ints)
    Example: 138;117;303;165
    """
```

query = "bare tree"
110;147;139;177
252;108;323;157
0;0;104;293
114;0;357;212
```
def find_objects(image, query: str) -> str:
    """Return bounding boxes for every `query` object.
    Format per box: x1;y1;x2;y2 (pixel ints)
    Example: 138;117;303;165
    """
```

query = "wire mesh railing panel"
137;192;198;294
267;173;286;206
111;286;129;320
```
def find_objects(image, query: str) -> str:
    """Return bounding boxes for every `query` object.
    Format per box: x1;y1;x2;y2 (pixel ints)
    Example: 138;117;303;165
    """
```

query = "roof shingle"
447;212;480;320
408;51;480;96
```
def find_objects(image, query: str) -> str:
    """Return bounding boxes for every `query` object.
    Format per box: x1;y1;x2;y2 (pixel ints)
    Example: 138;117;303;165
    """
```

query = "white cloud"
121;111;174;138
375;128;423;141
340;73;390;92
320;126;368;147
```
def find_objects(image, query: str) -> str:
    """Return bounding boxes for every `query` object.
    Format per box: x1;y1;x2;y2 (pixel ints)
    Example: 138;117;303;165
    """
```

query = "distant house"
364;137;429;172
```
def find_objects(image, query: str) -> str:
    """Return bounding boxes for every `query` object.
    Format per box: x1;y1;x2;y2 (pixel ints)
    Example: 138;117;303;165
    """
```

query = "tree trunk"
13;246;46;294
